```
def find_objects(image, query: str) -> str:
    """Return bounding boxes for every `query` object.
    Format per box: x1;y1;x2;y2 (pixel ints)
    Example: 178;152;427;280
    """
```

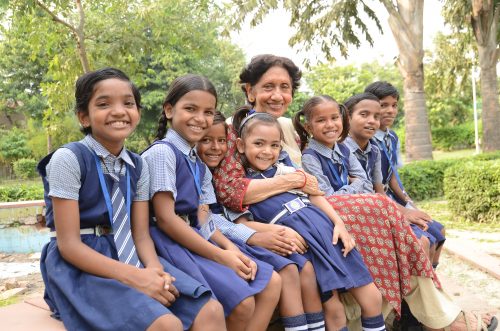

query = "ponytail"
154;111;168;141
232;105;253;136
338;103;350;142
293;110;309;151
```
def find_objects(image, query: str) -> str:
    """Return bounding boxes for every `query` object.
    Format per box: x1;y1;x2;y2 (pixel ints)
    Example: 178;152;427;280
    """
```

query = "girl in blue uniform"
364;81;446;268
37;67;223;331
142;74;280;331
294;95;374;197
233;111;387;331
342;92;437;259
198;111;327;331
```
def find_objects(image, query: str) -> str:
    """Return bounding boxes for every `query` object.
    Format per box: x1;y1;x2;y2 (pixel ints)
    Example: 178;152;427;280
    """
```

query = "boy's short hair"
364;81;400;101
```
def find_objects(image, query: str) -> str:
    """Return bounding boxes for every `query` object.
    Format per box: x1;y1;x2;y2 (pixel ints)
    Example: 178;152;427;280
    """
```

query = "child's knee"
202;299;225;320
279;264;300;284
231;297;255;321
267;271;283;295
300;262;317;283
149;314;183;331
419;235;430;251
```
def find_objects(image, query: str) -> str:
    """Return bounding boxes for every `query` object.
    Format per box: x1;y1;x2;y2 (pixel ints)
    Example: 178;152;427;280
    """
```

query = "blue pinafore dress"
209;201;308;272
245;156;373;299
37;142;212;331
371;133;446;248
144;140;273;316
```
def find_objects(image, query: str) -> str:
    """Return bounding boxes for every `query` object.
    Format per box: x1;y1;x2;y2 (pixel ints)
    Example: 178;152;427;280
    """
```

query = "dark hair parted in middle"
293;95;349;151
364;81;400;101
239;54;302;105
344;92;380;116
75;67;141;135
154;74;218;141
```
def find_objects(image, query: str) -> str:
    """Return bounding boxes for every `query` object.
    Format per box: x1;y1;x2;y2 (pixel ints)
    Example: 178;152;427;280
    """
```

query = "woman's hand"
126;267;179;306
216;249;257;281
247;227;296;256
282;226;308;254
295;171;324;196
332;224;356;257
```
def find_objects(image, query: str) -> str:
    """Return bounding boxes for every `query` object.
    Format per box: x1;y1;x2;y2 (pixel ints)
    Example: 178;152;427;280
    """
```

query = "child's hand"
348;176;358;183
332;225;356;257
403;209;430;230
217;250;256;281
247;228;296;256
282;226;308;254
128;267;178;306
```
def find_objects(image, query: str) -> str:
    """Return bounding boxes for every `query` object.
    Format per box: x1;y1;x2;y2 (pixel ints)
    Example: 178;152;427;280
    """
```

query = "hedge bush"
444;160;500;223
431;122;477;151
399;151;500;201
0;184;44;202
13;158;38;179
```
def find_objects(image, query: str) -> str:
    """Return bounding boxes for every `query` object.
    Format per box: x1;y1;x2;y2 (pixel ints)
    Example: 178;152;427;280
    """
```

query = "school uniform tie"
111;179;142;268
384;133;393;165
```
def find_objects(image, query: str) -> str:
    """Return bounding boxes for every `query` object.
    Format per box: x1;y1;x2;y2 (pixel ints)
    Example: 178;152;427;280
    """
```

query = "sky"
230;0;447;66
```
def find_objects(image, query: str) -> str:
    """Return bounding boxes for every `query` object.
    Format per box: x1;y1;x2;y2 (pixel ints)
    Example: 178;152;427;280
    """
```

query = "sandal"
444;312;498;331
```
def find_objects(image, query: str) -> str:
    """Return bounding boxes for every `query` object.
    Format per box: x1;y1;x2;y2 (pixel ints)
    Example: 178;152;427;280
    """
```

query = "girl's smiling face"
164;90;216;146
78;78;140;155
306;101;343;149
197;123;227;169
237;123;282;172
349;99;381;141
245;66;293;118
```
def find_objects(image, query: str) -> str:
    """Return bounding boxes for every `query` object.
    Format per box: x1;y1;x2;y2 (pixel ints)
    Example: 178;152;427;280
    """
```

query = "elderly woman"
213;54;497;331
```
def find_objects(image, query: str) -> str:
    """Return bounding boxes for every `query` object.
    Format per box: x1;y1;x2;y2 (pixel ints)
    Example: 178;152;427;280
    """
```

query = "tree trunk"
47;132;52;154
472;1;500;151
383;0;433;161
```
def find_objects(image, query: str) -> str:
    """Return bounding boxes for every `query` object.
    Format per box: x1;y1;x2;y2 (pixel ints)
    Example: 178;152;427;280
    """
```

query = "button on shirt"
46;134;149;201
343;136;382;187
301;139;373;196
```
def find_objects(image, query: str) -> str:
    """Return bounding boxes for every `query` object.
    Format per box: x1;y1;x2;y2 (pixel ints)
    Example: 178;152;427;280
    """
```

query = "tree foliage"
1;0;246;153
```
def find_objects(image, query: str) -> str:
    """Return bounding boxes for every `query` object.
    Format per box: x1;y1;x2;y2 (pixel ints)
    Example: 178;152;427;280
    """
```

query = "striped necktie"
384;133;393;165
111;179;142;267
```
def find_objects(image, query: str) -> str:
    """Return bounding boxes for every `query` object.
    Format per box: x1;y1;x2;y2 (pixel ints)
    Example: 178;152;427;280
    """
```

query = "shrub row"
399;151;500;201
0;184;44;202
393;121;480;152
444;160;499;223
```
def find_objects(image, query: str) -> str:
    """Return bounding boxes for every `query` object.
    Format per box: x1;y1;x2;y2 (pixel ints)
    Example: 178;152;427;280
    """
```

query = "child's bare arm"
374;183;385;194
389;174;410;203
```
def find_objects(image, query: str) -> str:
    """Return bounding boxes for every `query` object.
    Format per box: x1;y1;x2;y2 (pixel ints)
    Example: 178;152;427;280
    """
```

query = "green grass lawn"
416;197;498;232
432;148;476;161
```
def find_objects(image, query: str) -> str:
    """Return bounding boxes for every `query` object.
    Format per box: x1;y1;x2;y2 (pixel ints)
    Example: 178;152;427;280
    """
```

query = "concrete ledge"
444;240;500;280
0;297;65;330
0;200;45;209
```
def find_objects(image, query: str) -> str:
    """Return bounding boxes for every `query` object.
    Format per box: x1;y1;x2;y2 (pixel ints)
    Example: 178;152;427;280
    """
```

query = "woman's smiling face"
245;66;293;118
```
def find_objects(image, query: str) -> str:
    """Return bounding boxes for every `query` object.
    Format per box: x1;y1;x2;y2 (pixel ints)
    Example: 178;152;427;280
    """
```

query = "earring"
248;95;255;103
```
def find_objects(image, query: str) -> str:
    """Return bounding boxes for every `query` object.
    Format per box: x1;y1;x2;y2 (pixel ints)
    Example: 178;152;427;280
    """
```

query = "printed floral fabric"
213;126;250;212
326;193;440;315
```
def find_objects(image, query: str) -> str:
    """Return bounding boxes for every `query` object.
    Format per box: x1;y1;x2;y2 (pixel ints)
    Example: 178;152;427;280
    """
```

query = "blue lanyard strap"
184;155;202;196
327;158;348;187
379;140;404;190
92;152;130;225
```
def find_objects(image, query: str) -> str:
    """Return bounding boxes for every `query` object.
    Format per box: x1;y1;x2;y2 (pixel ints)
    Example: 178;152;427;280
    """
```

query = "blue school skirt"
40;233;212;331
410;220;445;248
273;206;373;298
150;226;274;316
